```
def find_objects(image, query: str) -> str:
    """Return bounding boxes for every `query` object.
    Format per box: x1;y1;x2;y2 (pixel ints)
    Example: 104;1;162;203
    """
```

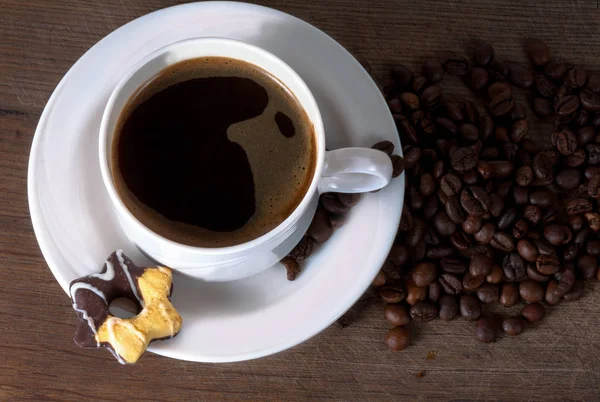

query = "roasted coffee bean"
535;74;557;98
480;114;495;140
388;98;403;114
440;172;462;197
586;240;600;256
450;146;479;173
529;189;555;208
434;211;457;237
527;264;550;282
388;244;409;266
564;281;585;301
566;148;587;167
533;152;554;182
463;101;481;123
475;316;497;343
567;199;592;216
575;229;591;246
486;264;504;284
462;214;483;235
470;67;489;91
569;215;584;232
321;194;350;215
585;165;600;180
410;186;424;210
397;116;418;143
499;283;520;307
510;103;527;121
555;266;576;294
406;217;425;247
459;122;480;141
513;219;529;239
423;59;445;83
503;142;519;162
406;283;428;305
445;196;466;224
423;196;440;221
379;285;407;303
468;244;494;259
337;193;361;208
589;176;600;199
443;55;470;76
460;186;490;215
567;66;588;89
412;262;438;287
495;127;510;143
419;173;436;197
474;41;494;66
555;129;578;156
563;243;579;261
517;239;539;262
372;140;395;156
468;253;493;277
577;254;598;279
512;186;529;205
524;205;542;224
528;39;550;67
519;280;545;303
477;284;499;304
462;272;485;292
329;213;347;229
411;238;427;262
390;154;405;178
533;97;553;117
382;259;402;280
545;280;562;305
555;168;581;190
514;166;534;187
439;294;458;321
492;232;515;253
588;74;600;93
289;236;314;261
384;304;411;326
385;326;411;351
585;212;600;231
489;194;505;218
423;227;441;246
536;253;561;275
445;101;464;121
421;85;442;109
533;238;555;255
488;161;514;178
587;143;600;165
450;231;472;252
410;301;438;322
577;109;590;126
403;146;421;169
474;222;496;245
436;254;464;271
544;224;572;246
391;65;414;90
412;76;428;94
428;281;442;303
488;90;514;116
488;59;509;81
308;207;334;243
497;208;517;230
460;294;482;321
439;273;463;295
544;60;568;80
462;169;479;185
372;269;387;287
580;89;600;111
502;252;526;281
502;317;525;336
555;95;580;118
578;126;596;146
432;160;445;180
508;63;534;88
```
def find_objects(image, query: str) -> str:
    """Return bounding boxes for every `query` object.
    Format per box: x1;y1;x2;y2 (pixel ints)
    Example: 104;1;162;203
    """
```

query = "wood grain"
2;0;600;400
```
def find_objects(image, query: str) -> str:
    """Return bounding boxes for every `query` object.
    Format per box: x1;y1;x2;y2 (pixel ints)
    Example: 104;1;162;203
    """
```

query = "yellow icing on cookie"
95;267;182;364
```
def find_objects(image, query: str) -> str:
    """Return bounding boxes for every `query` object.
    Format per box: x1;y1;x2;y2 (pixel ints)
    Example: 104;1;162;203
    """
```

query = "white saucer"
28;1;404;362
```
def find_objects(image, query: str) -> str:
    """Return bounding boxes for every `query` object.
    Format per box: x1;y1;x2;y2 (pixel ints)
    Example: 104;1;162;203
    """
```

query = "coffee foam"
112;57;316;247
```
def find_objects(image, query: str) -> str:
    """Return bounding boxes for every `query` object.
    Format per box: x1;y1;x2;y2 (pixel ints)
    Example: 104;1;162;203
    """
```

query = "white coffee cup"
99;38;392;281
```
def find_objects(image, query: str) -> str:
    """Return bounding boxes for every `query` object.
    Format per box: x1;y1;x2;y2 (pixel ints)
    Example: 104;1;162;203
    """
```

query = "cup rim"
98;37;325;256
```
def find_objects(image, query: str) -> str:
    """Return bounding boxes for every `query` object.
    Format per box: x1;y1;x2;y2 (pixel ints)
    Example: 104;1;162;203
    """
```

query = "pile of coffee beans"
374;39;600;350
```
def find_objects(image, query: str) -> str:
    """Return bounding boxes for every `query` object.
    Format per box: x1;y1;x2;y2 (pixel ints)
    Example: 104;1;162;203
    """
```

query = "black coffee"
112;57;316;247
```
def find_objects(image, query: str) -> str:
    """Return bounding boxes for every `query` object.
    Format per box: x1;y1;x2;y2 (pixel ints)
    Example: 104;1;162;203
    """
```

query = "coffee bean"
502;317;525;336
517;239;539;262
438;273;462;295
555;95;580;118
563;243;579;262
462;272;485;292
412;76;428;94
406;284;427;305
564;281;585;301
433;211;457;237
450;231;472;252
585;165;600;180
544;60;568;80
513;220;529;239
428;281;441;303
391;65;414;90
462;214;483;235
499;283;520;307
586;240;600;257
477;284;499;304
384;304;411;326
569;215;584;232
555;168;581;189
567;199;592;217
420;173;436;197
589;144;600;166
489;194;505;218
508;63;534;89
463;101;481;124
411;238;427;262
556;266;576;295
488;90;514;116
438;295;458;321
400;92;420;110
545;280;562;306
567;66;588;89
577;254;598;279
544;224;572;246
528;39;550;67
474;41;494;66
460;186;490;215
423;59;445;83
566;148;587;167
308;207;333;243
524;205;542;224
527;264;550;282
474;222;496;245
406;217;425;248
443;55;470;76
440;257;467;274
410;186;424;210
536;253;561;275
514;165;534;187
372;140;395;156
388;244;409;266
459;122;480;141
397;116;418;144
535;74;557;98
519;280;545;303
462;169;479;185
470;67;489;91
445;101;464;121
511;103;528;121
444;197;465;225
501;252;525;281
488;59;509;81
586;212;600;231
497;208;517;230
385;326;411;351
460;294;482;321
469;253;493;277
475;316;497;343
288;236;314;261
403;146;421;169
577;109;590;126
432;160;445;180
510;119;529;143
372;269;387;287
321;194;350;215
488;82;512;100
379;286;407;303
412;262;438;287
533;97;553;116
479;115;495;141
492;232;515;253
450;146;479;173
555;129;577;156
577;126;596;146
388;98;403;114
533;152;554;182
421;85;442;109
440;172;462;197
410;301;438;322
529;189;555;208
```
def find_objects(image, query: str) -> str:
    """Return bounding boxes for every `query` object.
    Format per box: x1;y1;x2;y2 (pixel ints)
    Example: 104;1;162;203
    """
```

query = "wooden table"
2;0;600;400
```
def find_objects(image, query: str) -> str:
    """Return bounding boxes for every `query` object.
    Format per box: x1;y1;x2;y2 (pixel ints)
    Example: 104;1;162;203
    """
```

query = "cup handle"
318;147;394;193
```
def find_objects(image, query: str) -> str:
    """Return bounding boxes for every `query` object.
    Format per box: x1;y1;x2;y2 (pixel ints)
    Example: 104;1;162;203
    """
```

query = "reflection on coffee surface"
113;57;316;247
